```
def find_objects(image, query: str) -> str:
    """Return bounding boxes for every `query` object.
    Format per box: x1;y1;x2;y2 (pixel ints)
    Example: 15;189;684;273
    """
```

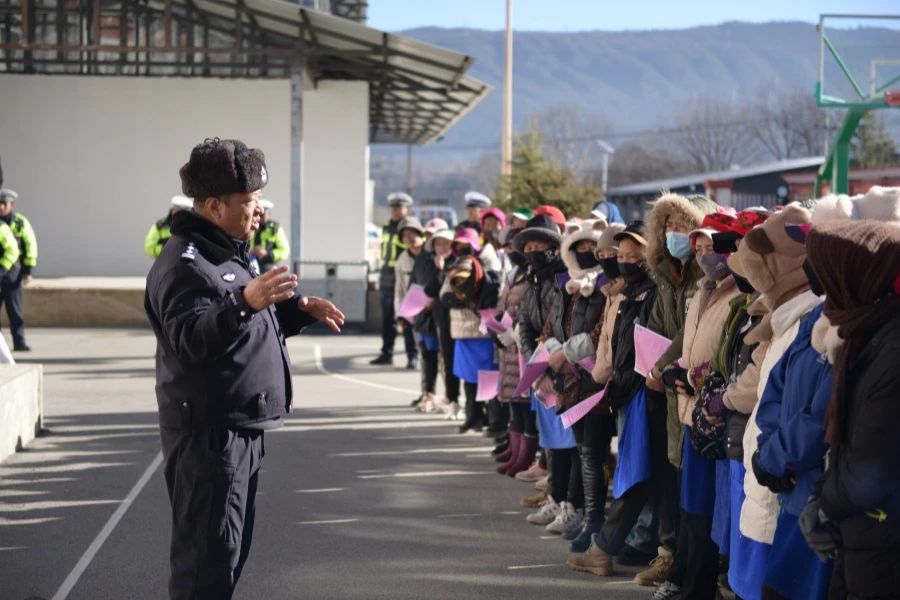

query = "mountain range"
384;21;900;161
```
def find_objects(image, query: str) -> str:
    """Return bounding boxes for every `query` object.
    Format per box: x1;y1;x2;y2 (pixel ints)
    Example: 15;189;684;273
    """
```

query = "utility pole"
596;140;615;197
501;0;513;183
405;144;413;196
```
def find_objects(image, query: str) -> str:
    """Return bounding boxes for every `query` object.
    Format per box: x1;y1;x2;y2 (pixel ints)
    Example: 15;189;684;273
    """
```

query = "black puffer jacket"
819;312;900;599
518;258;567;358
411;251;440;335
607;274;657;409
548;285;606;407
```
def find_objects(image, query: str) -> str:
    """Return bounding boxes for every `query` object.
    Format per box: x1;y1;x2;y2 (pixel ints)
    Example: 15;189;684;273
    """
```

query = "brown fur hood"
645;193;719;269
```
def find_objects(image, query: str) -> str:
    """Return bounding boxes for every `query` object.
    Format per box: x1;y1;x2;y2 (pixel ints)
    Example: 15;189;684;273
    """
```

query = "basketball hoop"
885;90;900;107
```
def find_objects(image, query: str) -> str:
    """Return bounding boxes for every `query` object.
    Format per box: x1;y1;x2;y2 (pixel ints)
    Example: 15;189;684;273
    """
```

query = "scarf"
807;220;900;443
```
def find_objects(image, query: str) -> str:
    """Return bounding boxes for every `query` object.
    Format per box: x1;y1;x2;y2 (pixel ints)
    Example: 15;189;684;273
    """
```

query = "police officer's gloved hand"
798;497;840;562
751;449;795;493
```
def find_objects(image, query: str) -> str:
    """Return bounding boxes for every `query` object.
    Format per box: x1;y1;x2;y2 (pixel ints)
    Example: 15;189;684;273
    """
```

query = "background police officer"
145;195;194;258
458;191;491;232
251;198;290;273
0;188;36;351
370;192;418;369
145;138;344;600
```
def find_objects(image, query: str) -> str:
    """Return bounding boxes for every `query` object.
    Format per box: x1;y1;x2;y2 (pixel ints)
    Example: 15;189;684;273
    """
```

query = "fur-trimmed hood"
645;193;719;269
561;218;608;296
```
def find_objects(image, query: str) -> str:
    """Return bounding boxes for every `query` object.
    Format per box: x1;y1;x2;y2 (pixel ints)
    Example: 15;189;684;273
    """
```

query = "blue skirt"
728;460;769;600
453;338;497;384
680;427;717;516
532;392;575;450
416;333;440;352
711;459;731;554
765;510;833;600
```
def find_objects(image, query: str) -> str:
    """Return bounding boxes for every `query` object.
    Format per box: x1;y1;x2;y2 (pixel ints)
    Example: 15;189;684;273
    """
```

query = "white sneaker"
526;496;560;525
424;393;443;414
545;501;583;535
456;407;466;421
443;401;460;421
560;506;584;538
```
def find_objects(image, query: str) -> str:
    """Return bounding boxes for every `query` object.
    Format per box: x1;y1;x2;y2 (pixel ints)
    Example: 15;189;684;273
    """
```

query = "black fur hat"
179;138;268;200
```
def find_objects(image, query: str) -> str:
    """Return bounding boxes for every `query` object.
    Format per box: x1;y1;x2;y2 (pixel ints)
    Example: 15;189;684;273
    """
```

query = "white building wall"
0;75;291;277
299;80;369;267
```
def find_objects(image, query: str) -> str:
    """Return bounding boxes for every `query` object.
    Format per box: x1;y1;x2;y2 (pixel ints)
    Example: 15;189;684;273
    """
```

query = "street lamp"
596;140;615;197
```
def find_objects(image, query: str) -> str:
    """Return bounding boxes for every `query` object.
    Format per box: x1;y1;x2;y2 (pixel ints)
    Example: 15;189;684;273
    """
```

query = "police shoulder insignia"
222;273;236;282
181;242;197;260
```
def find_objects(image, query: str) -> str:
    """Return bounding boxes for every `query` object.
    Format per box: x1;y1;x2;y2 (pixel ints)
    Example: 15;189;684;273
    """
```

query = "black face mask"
733;273;756;294
455;246;474;257
802;258;825;296
618;261;647;283
526;250;556;267
598;256;620;279
508;251;527;268
575;251;600;270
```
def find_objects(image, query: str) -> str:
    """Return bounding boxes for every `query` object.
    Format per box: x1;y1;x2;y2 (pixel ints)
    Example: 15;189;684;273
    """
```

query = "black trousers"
420;347;439;394
595;389;678;555
161;425;264;600
437;321;460;402
548;447;583;508
462;382;485;427
667;510;719;600
0;265;25;347
380;291;416;360
510;402;538;436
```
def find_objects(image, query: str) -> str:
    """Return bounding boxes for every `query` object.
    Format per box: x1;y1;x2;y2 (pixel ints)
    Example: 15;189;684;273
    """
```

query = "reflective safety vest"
6;212;37;272
253;220;290;266
0;221;20;273
380;220;406;270
145;216;173;258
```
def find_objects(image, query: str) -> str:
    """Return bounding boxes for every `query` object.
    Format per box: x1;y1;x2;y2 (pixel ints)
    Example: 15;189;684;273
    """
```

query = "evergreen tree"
851;112;898;168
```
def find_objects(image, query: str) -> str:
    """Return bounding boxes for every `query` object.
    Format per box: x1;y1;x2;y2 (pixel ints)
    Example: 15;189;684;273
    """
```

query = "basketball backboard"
817;13;900;109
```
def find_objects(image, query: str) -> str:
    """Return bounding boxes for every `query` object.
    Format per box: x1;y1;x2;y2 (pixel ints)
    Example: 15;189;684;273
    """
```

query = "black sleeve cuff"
226;289;257;325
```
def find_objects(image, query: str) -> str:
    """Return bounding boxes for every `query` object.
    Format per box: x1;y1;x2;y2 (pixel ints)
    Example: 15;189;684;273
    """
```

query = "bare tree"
751;88;830;159
674;97;759;172
600;142;693;187
532;105;611;178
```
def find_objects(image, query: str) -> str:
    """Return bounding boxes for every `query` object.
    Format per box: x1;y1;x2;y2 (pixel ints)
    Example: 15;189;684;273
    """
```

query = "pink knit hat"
480;207;506;228
453;227;482;253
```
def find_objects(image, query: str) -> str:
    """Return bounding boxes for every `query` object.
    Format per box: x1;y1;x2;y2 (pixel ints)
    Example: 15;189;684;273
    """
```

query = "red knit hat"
533;205;566;226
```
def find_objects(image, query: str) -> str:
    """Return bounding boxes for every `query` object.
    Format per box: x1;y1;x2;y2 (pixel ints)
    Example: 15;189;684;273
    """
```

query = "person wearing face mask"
722;204;816;600
492;227;535;467
649;215;741;600
511;215;571;520
423;229;463;420
569;221;663;574
441;231;502;434
537;218;610;541
632;193;719;587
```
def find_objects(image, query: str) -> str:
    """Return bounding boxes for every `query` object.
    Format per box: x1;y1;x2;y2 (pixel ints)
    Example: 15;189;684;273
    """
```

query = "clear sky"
368;0;900;32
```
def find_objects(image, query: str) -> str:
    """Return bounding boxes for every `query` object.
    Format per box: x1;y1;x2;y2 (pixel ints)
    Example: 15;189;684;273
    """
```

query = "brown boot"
565;539;613;576
633;546;674;586
519;489;547;509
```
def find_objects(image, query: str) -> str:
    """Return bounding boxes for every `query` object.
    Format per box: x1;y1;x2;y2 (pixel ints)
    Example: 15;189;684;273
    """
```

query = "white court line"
437;513;483;519
498;511;522;515
313;345;420;395
507;563;559;570
51;451;163;600
297;518;361;526
296;487;346;494
358;470;492;480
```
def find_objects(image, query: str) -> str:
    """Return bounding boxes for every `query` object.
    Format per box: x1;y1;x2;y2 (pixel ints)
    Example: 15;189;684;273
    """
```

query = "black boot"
569;445;608;553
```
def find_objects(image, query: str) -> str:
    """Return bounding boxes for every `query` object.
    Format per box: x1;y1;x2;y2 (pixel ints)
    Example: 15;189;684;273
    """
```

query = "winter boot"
569;446;609;553
634;546;674;586
496;431;522;473
566;536;614;576
505;434;539;477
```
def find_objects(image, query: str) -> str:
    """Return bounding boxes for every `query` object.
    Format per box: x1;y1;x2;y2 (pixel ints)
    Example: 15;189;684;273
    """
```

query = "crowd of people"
378;187;900;600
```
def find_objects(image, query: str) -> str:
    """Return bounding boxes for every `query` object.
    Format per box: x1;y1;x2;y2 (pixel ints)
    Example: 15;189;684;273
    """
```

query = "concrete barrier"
0;364;43;462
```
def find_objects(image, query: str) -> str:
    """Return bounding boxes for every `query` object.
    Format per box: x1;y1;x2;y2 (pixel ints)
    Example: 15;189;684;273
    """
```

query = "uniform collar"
0;211;12;226
170;210;241;265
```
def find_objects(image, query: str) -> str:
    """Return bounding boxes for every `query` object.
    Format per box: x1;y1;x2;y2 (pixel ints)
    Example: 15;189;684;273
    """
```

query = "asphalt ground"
0;329;652;600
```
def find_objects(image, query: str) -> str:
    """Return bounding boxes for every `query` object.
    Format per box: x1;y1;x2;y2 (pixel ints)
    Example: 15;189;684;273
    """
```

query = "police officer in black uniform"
145;138;345;599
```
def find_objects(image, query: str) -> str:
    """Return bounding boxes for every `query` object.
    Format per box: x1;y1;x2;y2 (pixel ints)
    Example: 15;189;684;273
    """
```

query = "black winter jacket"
411;251;441;335
548;284;606;405
607;274;658;409
518;259;567;358
819;313;900;598
145;211;316;431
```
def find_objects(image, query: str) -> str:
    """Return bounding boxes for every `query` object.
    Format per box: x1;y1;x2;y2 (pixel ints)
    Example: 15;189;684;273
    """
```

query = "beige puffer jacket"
678;275;740;426
591;278;625;385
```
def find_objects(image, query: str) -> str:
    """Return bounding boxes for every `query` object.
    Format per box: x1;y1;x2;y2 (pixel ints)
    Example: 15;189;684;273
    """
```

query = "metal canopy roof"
608;157;826;196
0;0;490;144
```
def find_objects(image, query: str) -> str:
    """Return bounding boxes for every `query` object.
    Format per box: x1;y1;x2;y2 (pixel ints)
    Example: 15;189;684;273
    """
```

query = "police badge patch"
222;273;236;282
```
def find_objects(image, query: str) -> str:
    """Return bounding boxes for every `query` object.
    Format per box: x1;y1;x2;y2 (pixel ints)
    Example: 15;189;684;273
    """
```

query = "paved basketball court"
1;329;649;600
